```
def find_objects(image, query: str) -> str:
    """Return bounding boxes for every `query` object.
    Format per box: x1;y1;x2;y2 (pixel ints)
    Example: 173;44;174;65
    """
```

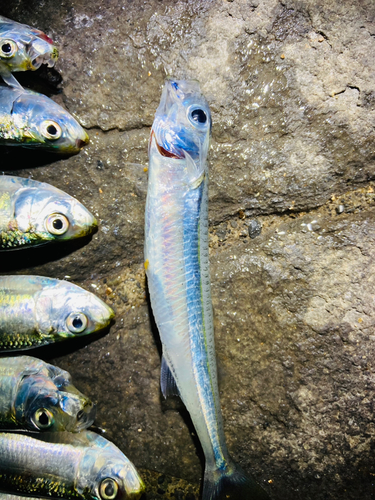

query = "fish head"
15;375;92;432
150;79;211;165
93;461;145;500
85;438;145;500
11;91;89;153
14;183;97;244
0;16;58;72
73;433;145;500
34;280;115;343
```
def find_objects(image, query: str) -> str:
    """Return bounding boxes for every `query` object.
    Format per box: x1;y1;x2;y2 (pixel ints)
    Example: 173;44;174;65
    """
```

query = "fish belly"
145;168;227;470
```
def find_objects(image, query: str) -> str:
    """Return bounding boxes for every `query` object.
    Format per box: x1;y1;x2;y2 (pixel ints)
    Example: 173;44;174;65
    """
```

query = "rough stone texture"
0;1;375;499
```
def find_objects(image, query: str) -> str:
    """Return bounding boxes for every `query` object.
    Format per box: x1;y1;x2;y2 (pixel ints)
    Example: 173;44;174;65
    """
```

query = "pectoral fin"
160;355;180;399
185;150;205;189
0;65;23;89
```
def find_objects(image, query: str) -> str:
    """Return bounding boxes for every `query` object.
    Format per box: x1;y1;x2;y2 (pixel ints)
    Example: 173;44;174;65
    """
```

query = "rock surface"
1;1;375;499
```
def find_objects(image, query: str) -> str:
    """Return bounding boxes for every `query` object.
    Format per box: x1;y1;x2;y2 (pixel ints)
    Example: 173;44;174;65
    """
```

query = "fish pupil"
72;316;83;329
38;411;49;426
2;43;12;54
191;109;206;123
104;483;115;497
53;218;63;230
47;124;58;136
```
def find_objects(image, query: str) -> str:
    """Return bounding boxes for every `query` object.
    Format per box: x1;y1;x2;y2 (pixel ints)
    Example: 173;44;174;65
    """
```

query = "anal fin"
160;355;180;399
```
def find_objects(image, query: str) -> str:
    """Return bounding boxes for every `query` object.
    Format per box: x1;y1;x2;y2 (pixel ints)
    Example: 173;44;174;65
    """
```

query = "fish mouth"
29;43;59;70
76;135;89;150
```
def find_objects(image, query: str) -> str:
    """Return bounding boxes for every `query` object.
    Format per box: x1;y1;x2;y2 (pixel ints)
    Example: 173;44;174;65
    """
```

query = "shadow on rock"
0;235;95;273
1;146;79;170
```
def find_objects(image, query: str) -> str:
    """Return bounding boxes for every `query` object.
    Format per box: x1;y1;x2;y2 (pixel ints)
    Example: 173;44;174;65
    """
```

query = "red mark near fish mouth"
150;130;183;159
34;29;55;45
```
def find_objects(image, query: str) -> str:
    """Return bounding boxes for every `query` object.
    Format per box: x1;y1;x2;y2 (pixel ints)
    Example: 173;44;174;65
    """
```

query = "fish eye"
34;408;54;430
41;120;62;140
45;213;69;236
0;39;17;58
99;478;119;500
189;108;207;126
66;312;88;334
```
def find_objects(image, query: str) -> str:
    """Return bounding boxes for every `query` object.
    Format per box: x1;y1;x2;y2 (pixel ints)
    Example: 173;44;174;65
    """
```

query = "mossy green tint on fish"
0;16;58;89
145;79;270;500
0;275;114;351
0;356;95;432
0;430;145;500
0;175;97;250
0;86;89;153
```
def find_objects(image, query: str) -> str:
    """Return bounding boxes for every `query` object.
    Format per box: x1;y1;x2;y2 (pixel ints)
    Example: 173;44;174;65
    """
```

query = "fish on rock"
0;15;58;88
0;175;97;250
0;355;95;432
0;430;145;500
145;79;270;500
0;86;89;152
0;275;114;351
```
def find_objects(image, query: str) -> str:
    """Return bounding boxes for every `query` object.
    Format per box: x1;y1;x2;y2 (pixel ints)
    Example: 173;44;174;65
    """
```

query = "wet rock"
0;1;374;499
248;218;262;238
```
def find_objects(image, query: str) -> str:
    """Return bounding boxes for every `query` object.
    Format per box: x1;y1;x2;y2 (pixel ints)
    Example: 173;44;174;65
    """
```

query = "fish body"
0;430;145;500
0;175;97;250
0;275;114;351
0;86;88;153
145;80;269;500
0;15;58;88
0;355;95;432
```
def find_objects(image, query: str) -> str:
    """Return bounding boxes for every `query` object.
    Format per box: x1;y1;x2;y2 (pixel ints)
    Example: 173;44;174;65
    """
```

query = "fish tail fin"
202;459;270;500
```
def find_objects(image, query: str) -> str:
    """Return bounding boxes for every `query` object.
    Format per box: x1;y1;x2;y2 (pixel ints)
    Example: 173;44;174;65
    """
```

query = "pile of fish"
0;15;88;153
0;15;144;500
0;13;273;500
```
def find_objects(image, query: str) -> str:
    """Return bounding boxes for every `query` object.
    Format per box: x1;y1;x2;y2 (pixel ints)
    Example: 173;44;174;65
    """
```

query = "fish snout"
76;134;89;150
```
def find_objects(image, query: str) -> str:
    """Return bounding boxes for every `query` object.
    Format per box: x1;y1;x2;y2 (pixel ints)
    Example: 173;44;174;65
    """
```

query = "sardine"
0;430;145;500
0;355;95;432
0;86;89;153
0;175;97;250
145;79;269;500
0;16;58;89
0;275;114;351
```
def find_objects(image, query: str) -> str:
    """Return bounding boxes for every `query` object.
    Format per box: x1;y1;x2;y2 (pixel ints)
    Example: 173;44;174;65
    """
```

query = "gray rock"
1;1;375;499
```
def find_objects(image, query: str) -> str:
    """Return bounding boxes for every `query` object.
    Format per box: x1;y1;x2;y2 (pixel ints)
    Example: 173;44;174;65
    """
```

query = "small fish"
0;86;89;153
0;175;97;250
0;355;95;432
0;15;58;89
0;430;145;500
145;79;270;500
0;275;114;351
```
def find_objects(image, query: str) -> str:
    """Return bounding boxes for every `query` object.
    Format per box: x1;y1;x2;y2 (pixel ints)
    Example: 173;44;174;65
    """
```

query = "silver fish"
0;355;95;432
145;79;269;500
0;275;114;351
0;86;89;153
0;430;145;500
0;175;97;250
0;15;58;89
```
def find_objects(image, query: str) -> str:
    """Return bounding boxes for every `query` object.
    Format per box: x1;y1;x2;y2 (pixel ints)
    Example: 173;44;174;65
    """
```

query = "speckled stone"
0;1;375;499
